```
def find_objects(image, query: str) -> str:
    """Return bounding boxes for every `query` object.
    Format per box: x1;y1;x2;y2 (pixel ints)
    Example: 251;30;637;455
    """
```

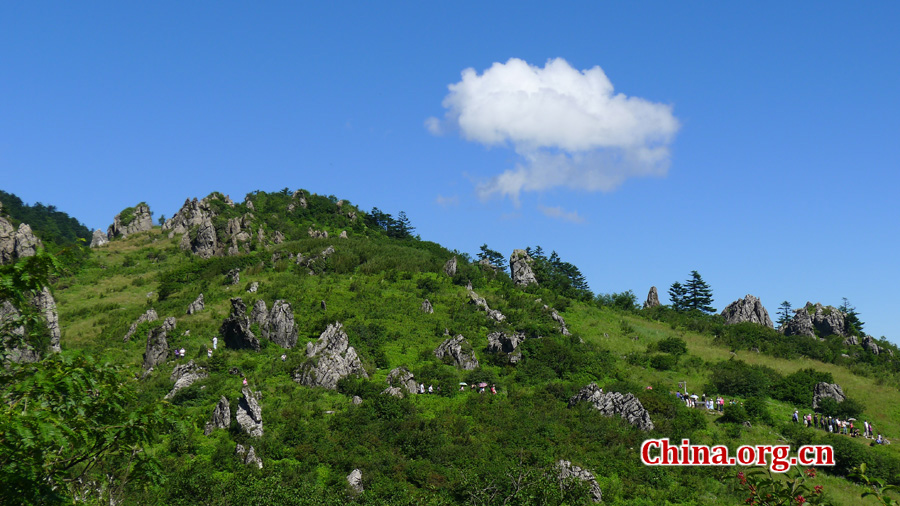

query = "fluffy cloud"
427;58;679;201
538;205;585;224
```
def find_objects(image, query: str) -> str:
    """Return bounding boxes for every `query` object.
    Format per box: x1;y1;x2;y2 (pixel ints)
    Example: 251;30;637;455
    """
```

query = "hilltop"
2;188;900;505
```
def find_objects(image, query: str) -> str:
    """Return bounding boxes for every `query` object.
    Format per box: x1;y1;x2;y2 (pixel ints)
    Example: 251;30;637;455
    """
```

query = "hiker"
213;336;217;350
491;384;497;395
242;377;248;387
419;383;425;395
180;347;186;358
207;349;213;358
428;385;433;394
792;411;799;423
281;354;287;362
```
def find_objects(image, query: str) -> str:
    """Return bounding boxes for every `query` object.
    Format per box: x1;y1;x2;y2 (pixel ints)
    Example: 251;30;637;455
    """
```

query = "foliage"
595;290;638;312
524;246;591;301
735;467;828;506
0;249;64;358
0;190;92;245
706;359;780;398
771;368;834;409
849;463;900;505
777;300;793;328
840;297;865;337
476;243;506;273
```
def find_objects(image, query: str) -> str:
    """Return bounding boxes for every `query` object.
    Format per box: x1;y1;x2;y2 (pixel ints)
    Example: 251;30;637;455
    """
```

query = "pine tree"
839;298;865;337
684;270;715;313
777;301;793;327
668;281;687;312
476;244;505;271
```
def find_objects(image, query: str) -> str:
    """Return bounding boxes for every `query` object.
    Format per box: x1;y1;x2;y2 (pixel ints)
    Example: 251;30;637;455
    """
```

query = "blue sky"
2;2;898;341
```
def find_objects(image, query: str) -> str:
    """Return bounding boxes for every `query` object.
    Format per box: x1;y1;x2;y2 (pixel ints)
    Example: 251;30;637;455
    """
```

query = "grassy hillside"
4;189;900;505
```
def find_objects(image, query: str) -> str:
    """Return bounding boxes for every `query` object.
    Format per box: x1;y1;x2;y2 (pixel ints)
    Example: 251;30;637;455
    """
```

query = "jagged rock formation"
644;286;660;309
862;336;880;355
547;306;571;336
781;303;848;338
273;231;285;244
247;281;258;293
235;444;263;469
265;300;298;349
220;298;260;351
164;360;208;399
556;460;602;503
189;215;220;258
568;383;654;431
226;268;241;285
204;396;231;436
124;309;159;342
225;214;255;256
163;197;216;237
295;322;368;389
510;249;538;286
89;229;109;248
308;227;328;239
812;382;846;409
32;287;60;353
443;256;457;277
467;288;505;322
435;334;479;370
421;299;434;314
486;331;526;364
347;469;364;494
250;300;268;328
143;317;175;370
843;335;860;346
0;216;42;264
236;387;263;437
107;203;153;239
721;295;774;328
384;367;417;397
186;294;204;315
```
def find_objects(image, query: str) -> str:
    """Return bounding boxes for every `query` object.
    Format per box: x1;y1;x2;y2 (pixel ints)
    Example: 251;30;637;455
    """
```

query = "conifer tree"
777;301;793;327
668;281;687;312
684;270;715;313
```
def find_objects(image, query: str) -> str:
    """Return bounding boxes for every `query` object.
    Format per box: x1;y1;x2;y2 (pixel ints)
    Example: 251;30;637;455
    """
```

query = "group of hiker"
792;410;888;443
673;391;728;411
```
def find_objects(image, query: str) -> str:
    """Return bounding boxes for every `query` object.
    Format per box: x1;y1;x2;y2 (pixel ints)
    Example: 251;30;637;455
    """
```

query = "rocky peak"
643;286;660;309
720;295;774;328
568;383;654;431
0;217;43;265
143;317;175;370
443;256;457;277
163;197;216;237
89;229;109;248
107;203;153;239
435;334;479;370
509;249;538;286
295;322;368;389
781;302;848;338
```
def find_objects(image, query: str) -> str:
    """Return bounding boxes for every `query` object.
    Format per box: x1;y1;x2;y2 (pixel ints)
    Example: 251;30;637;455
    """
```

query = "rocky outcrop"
347;469;364;494
721;295;774;328
250;300;268;328
862;336;880;355
236;387;263;437
443;256;457;277
339;230;348;239
307;227;328;239
247;281;258;293
0;217;43;264
295;322;368;389
435;334;479;370
812;382;846;409
569;383;654;431
556;460;602;503
143;317;175;370
186;294;204;315
843;335;859;346
220;298;260;351
89;229;109;248
421;299;434;314
226;268;240;285
782;303;848;338
644;286;660;309
185;215;220;259
510;249;538;287
32;287;60;353
548;307;571;336
163;197;216;237
164;360;208;399
124;309;158;342
107;203;153;239
385;367;417;397
467;289;506;322
204;396;231;436
0;300;39;363
486;331;526;364
265;300;298;349
235;444;263;469
273;231;285;244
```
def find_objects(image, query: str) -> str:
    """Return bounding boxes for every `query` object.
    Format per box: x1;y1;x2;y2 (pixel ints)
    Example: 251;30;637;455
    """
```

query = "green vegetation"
0;190;92;246
2;188;899;505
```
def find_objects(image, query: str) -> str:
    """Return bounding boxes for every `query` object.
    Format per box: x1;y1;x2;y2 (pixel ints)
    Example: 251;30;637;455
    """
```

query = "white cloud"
435;194;459;207
538;205;585;224
428;58;679;201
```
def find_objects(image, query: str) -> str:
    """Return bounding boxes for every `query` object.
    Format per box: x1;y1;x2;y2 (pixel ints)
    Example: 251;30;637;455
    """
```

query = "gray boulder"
339;230;348;239
347;469;364;494
467;289;506;322
164;360;208;399
235;444;263;469
266;300;298;349
190;215;220;259
124;309;158;342
486;331;526;364
862;336;880;355
421;299;434;314
236;387;263;437
220;298;260;351
107;203;153;239
721;295;774;328
250;300;268;329
386;367;418;397
143;317;175;370
643;286;660;309
295;322;368;389
510;249;538;286
443;256;457;277
435;334;479;370
226;268;241;285
247;281;259;293
0;217;42;265
204;396;231;436
89;229;109;248
548;307;571;336
186;294;204;315
569;383;654;431
812;382;846;409
557;460;602;503
782;302;848;338
843;335;860;346
307;227;328;239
